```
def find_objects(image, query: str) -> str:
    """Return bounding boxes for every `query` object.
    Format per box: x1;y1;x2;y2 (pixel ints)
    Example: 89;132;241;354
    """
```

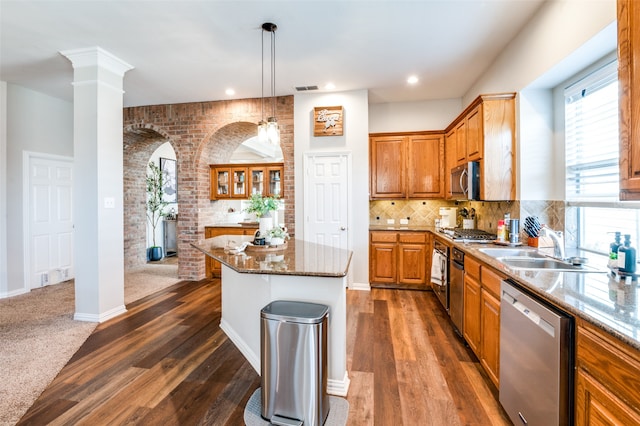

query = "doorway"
303;152;351;252
24;152;74;290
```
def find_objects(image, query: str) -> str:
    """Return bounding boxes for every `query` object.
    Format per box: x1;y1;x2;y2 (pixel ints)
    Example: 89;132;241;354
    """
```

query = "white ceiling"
0;0;546;108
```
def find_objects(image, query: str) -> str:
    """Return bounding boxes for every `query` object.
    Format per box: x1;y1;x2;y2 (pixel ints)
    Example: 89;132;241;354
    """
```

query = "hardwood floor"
18;279;510;425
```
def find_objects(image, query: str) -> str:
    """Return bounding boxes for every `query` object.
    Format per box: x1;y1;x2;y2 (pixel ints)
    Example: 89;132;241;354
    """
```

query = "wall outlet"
387;219;395;225
40;272;49;286
400;218;409;225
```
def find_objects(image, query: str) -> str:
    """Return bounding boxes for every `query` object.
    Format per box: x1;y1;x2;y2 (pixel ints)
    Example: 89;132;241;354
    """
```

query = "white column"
61;47;133;322
0;81;7;296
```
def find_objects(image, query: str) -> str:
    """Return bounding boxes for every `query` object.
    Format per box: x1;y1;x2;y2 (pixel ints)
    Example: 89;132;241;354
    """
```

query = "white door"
28;155;74;289
303;153;350;251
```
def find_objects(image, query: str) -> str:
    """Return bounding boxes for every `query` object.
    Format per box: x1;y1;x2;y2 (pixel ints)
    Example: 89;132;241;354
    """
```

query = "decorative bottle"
608;232;622;268
618;234;637;274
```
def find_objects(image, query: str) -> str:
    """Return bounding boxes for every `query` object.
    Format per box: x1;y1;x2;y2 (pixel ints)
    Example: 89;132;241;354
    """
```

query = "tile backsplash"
370;199;566;244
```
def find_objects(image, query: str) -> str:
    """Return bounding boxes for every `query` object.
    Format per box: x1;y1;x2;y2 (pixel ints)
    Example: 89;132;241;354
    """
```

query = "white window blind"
564;60;619;201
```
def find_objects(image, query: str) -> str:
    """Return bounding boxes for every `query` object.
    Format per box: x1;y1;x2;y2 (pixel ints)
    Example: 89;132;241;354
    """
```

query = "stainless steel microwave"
451;161;480;200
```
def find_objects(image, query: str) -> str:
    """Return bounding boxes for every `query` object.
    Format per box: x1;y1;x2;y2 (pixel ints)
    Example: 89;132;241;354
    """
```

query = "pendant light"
258;22;280;146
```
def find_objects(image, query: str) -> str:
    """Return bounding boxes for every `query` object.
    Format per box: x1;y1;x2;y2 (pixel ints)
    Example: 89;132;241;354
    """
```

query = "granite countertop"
459;241;640;351
367;224;640;351
369;224;435;232
191;235;352;278
206;222;259;228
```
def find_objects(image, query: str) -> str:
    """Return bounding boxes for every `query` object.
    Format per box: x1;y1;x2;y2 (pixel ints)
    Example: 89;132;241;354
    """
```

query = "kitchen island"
192;235;353;396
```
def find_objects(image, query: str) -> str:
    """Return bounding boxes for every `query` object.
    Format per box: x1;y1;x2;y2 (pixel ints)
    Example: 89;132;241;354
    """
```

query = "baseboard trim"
74;305;127;323
327;371;351;396
349;281;371;291
220;318;260;374
0;287;29;299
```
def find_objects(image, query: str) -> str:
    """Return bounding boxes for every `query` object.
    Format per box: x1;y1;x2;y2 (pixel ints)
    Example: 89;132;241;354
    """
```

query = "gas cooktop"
440;228;497;242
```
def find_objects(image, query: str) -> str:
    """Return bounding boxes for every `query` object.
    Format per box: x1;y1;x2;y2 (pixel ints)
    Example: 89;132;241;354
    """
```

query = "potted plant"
267;226;289;246
244;193;280;235
146;161;169;261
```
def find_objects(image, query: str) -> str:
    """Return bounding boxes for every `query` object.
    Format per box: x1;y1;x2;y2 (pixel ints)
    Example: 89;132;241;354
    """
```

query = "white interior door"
303;153;350;251
28;155;74;289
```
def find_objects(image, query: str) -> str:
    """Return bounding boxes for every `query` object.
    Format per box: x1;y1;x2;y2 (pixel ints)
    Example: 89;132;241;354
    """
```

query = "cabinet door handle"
340;226;346;231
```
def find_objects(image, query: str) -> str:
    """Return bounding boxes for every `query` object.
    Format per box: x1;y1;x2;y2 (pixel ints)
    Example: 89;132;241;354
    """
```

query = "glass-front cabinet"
213;168;230;198
249;168;265;196
267;166;282;197
210;163;284;200
231;167;247;198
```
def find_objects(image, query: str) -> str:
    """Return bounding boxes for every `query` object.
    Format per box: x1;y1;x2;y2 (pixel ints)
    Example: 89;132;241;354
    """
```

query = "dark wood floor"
18;279;510;425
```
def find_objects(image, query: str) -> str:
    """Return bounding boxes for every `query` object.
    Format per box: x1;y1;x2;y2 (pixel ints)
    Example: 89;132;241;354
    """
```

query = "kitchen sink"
477;248;546;259
477;247;606;272
498;256;606;273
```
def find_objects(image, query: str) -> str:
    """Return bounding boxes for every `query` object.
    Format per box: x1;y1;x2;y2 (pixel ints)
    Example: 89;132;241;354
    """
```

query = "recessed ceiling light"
225;88;235;96
325;82;336;90
407;75;419;85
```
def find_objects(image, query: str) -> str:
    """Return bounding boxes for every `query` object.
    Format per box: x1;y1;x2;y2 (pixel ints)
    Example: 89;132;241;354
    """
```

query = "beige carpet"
0;263;181;426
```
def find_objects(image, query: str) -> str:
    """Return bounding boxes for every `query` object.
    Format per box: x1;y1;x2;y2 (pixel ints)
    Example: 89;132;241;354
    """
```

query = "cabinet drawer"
480;266;504;298
465;256;481;280
398;232;426;244
577;319;640;413
371;231;397;243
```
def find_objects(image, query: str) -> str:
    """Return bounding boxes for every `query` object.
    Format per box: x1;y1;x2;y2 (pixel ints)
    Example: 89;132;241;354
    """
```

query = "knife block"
528;236;554;248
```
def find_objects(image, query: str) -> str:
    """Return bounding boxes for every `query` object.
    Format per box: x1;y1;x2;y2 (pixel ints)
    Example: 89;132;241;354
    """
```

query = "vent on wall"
295;85;319;91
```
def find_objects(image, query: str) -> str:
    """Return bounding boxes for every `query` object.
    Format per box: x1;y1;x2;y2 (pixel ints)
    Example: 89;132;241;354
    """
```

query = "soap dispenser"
618;234;637;274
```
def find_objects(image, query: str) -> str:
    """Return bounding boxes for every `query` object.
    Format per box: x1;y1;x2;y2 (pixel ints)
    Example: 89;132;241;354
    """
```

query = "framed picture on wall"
160;157;177;203
313;106;343;136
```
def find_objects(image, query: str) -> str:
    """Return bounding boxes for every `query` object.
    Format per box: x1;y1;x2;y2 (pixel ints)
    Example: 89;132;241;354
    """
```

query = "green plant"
146;161;169;247
267;226;289;239
244;193;280;218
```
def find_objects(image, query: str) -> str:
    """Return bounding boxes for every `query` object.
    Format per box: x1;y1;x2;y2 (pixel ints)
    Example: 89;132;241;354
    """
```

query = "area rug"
244;388;349;426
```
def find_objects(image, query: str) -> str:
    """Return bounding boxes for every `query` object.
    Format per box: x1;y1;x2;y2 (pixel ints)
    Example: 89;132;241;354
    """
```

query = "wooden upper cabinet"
210;162;283;200
370;135;406;199
455;120;467;165
466;104;482;161
408;134;445;198
445;93;516;201
618;0;640;199
445;128;457;198
370;132;444;200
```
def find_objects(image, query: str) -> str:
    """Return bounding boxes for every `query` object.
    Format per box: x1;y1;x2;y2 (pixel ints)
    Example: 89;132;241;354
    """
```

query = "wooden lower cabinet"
480;289;500;387
398;233;427;284
369;231;429;288
204;226;256;277
463;254;502;387
463;273;482;354
370;241;397;284
575;318;640;425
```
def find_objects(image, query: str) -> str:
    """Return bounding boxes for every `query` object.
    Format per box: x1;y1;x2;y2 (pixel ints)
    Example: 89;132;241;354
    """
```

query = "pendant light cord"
271;28;276;118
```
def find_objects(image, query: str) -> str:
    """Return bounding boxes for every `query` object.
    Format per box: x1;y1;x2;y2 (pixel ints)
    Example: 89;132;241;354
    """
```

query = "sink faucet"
540;227;565;260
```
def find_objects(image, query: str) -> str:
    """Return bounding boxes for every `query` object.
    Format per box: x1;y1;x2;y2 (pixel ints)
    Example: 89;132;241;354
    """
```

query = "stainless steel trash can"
260;300;330;426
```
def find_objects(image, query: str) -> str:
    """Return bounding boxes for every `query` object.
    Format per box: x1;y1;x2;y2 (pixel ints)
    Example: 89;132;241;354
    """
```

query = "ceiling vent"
295;85;319;91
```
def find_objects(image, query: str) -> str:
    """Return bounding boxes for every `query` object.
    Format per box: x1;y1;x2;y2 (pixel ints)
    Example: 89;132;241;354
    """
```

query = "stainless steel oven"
430;239;449;311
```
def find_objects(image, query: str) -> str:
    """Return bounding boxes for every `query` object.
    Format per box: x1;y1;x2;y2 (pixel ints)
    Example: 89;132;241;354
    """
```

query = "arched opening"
123;126;177;271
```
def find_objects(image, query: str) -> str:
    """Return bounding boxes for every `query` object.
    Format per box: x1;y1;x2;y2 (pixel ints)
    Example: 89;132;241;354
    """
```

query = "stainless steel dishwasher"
499;280;573;426
449;247;464;336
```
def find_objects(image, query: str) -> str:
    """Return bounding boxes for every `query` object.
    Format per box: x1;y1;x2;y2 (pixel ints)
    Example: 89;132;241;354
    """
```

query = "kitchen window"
563;57;640;256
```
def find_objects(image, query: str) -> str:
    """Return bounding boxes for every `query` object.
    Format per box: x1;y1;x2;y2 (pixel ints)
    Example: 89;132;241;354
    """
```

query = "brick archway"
123;96;294;280
123;125;175;270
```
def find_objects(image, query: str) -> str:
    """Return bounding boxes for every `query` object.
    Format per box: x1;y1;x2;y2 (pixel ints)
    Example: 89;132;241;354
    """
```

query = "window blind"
564;60;619;201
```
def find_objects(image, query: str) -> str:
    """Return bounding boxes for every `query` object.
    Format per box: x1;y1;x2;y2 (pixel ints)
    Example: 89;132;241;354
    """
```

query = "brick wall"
123;96;294;280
